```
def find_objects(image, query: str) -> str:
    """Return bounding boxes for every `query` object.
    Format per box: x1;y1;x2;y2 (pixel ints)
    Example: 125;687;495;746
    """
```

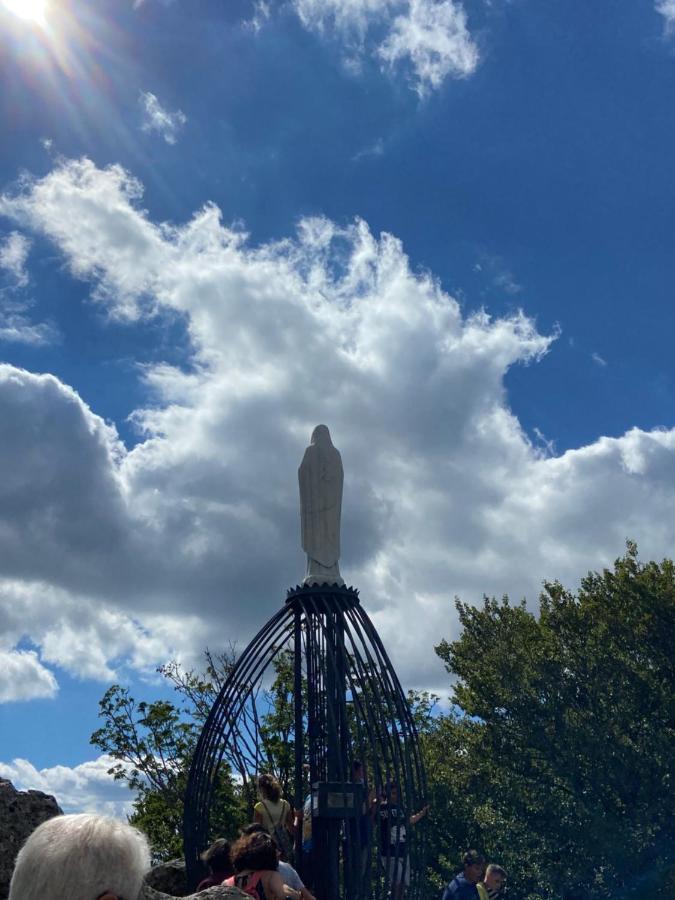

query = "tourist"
352;759;376;875
197;837;233;891
241;823;315;900
225;831;295;900
378;781;430;900
441;850;486;900
477;864;507;900
8;813;150;900
254;773;294;860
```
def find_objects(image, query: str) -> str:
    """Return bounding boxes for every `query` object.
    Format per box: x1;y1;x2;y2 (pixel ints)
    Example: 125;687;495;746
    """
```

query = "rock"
144;859;190;896
0;778;62;900
141;883;247;900
142;859;247;900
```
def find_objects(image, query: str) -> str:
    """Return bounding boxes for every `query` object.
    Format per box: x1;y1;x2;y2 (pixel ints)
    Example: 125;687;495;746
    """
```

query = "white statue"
298;425;344;586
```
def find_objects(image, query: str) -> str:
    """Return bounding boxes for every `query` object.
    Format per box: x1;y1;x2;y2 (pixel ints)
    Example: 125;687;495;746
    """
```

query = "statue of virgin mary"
298;425;344;586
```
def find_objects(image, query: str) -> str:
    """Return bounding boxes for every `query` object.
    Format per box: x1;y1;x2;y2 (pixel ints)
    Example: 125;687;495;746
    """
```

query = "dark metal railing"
183;584;428;900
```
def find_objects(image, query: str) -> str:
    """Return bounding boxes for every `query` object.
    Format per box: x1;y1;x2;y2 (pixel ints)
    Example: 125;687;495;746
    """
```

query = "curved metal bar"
183;585;428;900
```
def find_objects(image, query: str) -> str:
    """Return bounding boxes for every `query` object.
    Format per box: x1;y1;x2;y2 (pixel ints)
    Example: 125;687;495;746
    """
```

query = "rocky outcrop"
0;778;62;899
142;885;247;900
144;859;190;896
142;859;247;900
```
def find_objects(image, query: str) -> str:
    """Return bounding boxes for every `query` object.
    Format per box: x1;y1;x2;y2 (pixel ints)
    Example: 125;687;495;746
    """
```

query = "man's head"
385;782;399;803
9;813;150;900
462;849;486;884
484;864;506;893
200;838;232;875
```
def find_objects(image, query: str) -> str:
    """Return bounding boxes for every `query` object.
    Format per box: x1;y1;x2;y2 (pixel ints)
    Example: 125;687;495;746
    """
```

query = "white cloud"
352;137;385;161
245;0;271;32
2;156;675;697
656;0;675;31
592;352;607;367
0;756;135;817
0;230;30;286
378;0;478;94
0;230;57;345
0;650;58;702
139;91;186;145
290;0;478;94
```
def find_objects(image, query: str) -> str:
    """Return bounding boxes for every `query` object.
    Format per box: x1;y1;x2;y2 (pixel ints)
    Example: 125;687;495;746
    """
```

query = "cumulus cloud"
0;650;58;702
139;91;186;145
1;156;675;698
291;0;478;94
0;756;134;817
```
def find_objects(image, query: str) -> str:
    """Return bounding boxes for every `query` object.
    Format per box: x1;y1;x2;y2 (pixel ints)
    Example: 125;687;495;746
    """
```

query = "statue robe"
298;426;343;575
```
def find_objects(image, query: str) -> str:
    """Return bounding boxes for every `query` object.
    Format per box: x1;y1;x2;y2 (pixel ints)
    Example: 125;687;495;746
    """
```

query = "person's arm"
367;788;377;822
300;888;316;900
267;871;297;900
409;804;429;826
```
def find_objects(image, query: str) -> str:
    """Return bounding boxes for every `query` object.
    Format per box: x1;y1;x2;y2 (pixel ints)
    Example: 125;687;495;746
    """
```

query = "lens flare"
3;0;48;25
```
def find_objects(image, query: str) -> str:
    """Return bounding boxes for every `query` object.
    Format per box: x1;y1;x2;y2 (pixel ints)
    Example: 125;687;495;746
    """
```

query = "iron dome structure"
183;582;428;900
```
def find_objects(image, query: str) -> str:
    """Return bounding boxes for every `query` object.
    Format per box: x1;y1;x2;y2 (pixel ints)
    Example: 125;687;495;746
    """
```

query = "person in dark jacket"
441;850;486;900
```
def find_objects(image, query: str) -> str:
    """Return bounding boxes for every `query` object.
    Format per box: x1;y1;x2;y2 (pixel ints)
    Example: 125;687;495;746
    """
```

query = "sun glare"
3;0;48;25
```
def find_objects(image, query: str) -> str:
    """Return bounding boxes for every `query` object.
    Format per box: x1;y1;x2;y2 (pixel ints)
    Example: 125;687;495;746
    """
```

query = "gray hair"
9;813;151;900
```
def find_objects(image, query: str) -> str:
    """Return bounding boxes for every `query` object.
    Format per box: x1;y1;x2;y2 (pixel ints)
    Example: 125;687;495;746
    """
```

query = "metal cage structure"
183;583;428;900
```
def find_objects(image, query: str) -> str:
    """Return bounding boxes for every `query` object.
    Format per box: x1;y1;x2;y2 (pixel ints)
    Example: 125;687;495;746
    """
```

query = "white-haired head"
9;813;151;900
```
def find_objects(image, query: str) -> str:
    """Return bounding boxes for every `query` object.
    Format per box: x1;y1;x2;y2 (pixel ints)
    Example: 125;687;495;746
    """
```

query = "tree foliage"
427;544;675;899
91;648;297;860
92;547;675;896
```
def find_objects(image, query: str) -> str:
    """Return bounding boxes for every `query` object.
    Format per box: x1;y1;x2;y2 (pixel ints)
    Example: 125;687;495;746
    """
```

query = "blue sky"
1;0;675;815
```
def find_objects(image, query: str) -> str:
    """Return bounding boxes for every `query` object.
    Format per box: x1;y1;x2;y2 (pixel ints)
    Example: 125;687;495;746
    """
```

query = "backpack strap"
262;798;284;828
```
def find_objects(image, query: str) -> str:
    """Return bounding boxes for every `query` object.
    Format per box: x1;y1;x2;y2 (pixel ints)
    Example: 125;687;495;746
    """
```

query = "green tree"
429;545;675;899
91;649;299;860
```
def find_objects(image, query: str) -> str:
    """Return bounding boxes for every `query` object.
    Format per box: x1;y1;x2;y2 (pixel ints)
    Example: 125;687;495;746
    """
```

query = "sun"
3;0;48;25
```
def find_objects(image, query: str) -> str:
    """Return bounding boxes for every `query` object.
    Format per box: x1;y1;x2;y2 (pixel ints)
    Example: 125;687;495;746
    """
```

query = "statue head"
311;424;333;448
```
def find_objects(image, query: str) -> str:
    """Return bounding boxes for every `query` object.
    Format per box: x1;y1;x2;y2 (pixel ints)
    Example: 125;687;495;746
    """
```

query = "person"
477;864;507;900
254;774;294;860
441;850;486;900
352;760;376;875
197;837;234;891
8;812;150;900
378;782;429;900
225;831;294;900
241;824;315;900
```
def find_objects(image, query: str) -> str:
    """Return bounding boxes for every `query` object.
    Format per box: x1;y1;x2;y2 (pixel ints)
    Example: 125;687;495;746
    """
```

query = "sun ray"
3;0;48;26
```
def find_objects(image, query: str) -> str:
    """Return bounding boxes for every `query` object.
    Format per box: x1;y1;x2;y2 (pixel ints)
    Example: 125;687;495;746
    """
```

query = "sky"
1;0;675;817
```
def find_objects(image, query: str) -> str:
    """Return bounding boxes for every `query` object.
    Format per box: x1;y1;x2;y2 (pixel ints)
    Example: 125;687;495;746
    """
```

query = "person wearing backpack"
254;774;294;862
225;831;296;900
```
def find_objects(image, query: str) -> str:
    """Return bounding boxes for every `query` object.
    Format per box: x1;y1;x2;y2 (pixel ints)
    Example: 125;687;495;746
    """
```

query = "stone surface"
0;778;62;900
144;859;190;896
141;884;247;900
298;424;344;586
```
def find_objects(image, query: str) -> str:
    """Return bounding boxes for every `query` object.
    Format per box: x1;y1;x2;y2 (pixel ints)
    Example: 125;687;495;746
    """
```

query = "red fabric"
225;871;266;900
